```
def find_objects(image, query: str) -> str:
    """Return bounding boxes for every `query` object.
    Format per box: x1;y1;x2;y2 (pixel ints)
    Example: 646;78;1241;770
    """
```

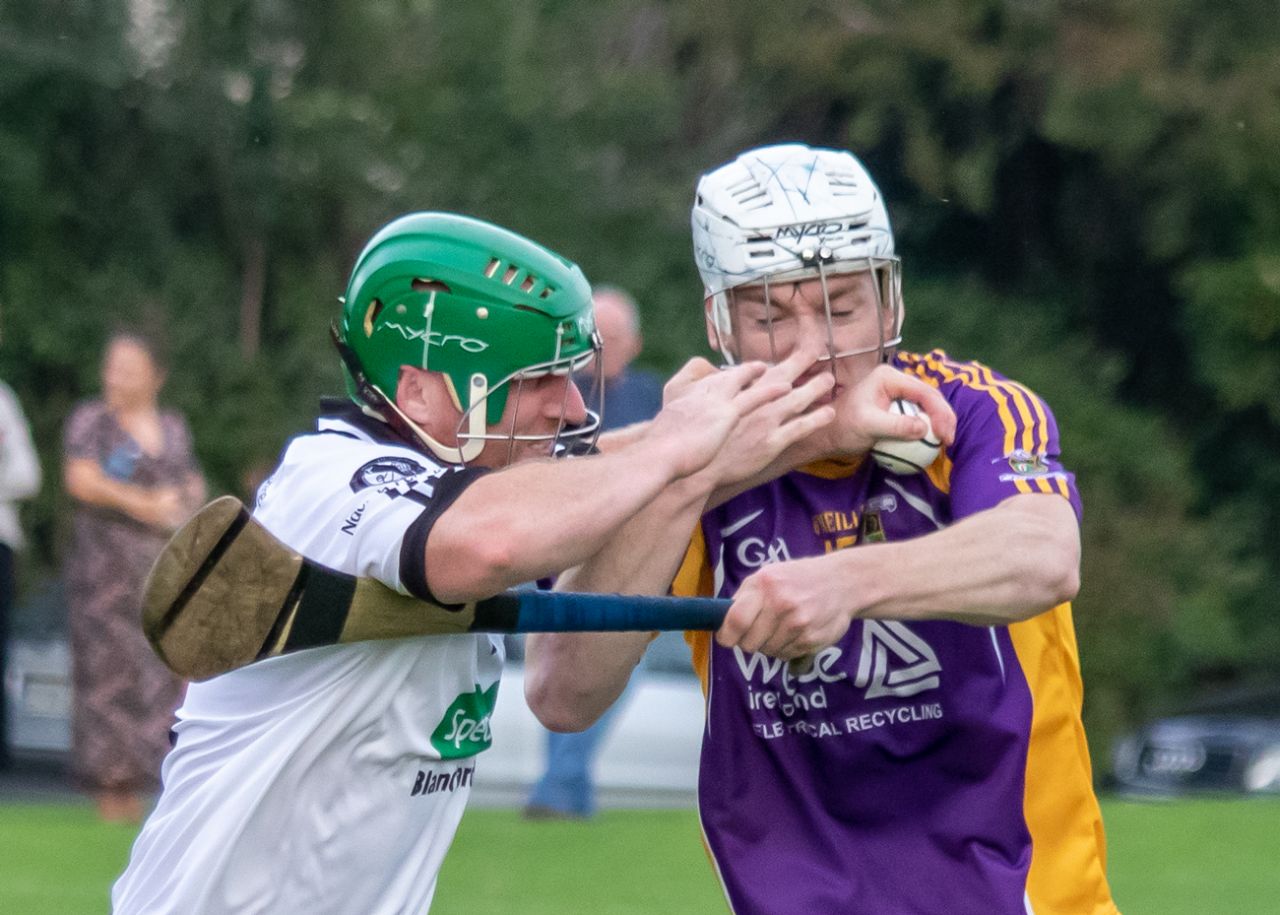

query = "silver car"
1112;714;1280;796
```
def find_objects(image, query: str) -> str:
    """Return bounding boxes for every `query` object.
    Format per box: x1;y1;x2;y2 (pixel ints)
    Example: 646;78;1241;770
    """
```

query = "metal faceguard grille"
453;338;604;466
710;254;902;367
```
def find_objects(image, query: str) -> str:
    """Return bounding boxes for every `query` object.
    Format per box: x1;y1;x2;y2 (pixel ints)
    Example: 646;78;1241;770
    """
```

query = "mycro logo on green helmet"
561;313;595;348
383;321;490;354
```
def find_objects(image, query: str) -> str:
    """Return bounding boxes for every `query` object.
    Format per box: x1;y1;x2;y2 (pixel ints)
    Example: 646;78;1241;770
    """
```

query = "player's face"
725;270;893;402
481;372;588;465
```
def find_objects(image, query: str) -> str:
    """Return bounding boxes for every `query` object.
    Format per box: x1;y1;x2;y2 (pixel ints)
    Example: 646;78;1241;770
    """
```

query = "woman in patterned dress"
62;332;205;821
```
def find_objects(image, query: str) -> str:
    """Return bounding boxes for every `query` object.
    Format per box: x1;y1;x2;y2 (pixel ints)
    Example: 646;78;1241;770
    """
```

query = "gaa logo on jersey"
1004;449;1049;476
431;683;500;758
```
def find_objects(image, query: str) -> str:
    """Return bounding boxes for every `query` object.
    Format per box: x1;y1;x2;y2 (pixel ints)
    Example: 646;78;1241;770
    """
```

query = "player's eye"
750;311;790;327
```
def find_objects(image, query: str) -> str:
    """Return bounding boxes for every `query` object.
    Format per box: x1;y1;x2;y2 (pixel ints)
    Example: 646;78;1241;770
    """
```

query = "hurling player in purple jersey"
527;144;1118;915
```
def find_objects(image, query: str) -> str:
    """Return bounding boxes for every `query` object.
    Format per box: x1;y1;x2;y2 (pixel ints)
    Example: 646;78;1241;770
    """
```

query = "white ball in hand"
871;399;942;474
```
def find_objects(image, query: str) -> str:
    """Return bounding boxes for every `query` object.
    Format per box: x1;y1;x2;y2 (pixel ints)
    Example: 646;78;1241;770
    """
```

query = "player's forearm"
561;471;711;597
525;476;711;730
427;439;695;601
525;630;651;731
850;494;1080;626
706;435;828;510
595;420;650;453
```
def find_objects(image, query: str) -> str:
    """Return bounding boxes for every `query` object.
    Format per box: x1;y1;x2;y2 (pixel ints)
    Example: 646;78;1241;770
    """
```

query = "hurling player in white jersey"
111;212;840;914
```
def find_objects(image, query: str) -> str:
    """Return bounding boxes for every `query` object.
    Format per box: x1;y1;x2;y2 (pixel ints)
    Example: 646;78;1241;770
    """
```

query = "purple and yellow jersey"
672;349;1117;915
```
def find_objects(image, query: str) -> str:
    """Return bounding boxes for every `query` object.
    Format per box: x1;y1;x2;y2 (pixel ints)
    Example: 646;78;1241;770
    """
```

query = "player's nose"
794;313;830;360
550;378;588;426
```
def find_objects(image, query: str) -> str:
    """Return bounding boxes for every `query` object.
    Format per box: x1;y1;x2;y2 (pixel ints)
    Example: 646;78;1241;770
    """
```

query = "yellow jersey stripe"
1008;605;1118;914
919;350;1060;462
919;353;1021;455
974;361;1037;454
1003;376;1052;455
673;525;714;693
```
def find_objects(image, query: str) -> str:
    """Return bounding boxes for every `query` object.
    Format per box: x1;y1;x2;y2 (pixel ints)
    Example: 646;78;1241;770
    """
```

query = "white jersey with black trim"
112;410;504;915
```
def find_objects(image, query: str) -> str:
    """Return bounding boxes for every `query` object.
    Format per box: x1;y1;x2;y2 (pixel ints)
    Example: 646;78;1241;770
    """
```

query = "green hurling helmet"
336;212;599;459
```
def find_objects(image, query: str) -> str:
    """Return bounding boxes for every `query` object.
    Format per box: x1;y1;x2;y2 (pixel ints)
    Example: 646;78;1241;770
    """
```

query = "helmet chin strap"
377;393;486;465
395;372;488;465
456;374;490;463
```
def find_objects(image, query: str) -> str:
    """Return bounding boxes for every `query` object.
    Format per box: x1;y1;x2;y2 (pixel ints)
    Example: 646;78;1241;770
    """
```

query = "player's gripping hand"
716;553;854;659
640;359;772;480
831;365;956;457
686;346;836;490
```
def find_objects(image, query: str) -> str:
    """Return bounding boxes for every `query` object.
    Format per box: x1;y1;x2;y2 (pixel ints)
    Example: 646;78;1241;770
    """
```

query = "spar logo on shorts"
431;682;500;758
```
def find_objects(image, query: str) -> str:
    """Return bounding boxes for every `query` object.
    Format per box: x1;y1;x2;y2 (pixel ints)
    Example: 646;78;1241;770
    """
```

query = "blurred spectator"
0;375;42;770
589;286;664;430
62;331;205;821
524;286;664;820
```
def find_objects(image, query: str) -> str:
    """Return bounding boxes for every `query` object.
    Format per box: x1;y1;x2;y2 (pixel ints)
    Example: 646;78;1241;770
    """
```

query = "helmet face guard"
692;143;904;369
450;340;604;465
336;212;600;464
707;251;903;367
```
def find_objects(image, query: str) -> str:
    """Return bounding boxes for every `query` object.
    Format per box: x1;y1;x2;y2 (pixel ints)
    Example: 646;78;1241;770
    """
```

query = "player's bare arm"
717;492;1079;659
426;359;781;603
526;349;836;730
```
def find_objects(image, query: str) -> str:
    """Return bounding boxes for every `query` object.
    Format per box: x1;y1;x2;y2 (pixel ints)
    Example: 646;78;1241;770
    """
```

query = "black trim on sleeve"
399;465;492;607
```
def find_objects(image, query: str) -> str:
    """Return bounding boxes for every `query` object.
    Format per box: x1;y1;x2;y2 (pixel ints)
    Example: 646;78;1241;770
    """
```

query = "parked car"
1111;713;1280;797
472;632;703;806
474;661;704;807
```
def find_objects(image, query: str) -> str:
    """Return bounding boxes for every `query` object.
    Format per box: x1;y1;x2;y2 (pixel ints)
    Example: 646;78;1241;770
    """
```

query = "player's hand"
661;356;719;405
643;359;771;479
825;365;956;457
716;554;854;659
689;346;836;489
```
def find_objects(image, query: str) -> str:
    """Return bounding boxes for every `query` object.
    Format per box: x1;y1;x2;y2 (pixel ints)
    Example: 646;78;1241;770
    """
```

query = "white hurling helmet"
691;143;903;364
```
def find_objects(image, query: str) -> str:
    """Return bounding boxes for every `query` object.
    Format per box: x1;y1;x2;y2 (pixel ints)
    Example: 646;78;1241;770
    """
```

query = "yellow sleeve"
672;524;715;693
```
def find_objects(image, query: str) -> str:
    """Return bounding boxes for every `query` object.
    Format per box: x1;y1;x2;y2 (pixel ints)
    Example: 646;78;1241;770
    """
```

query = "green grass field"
0;797;1275;913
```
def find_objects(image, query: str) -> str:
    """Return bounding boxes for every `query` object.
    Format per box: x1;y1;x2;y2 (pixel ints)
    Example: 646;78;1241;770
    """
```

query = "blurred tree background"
2;0;1277;768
